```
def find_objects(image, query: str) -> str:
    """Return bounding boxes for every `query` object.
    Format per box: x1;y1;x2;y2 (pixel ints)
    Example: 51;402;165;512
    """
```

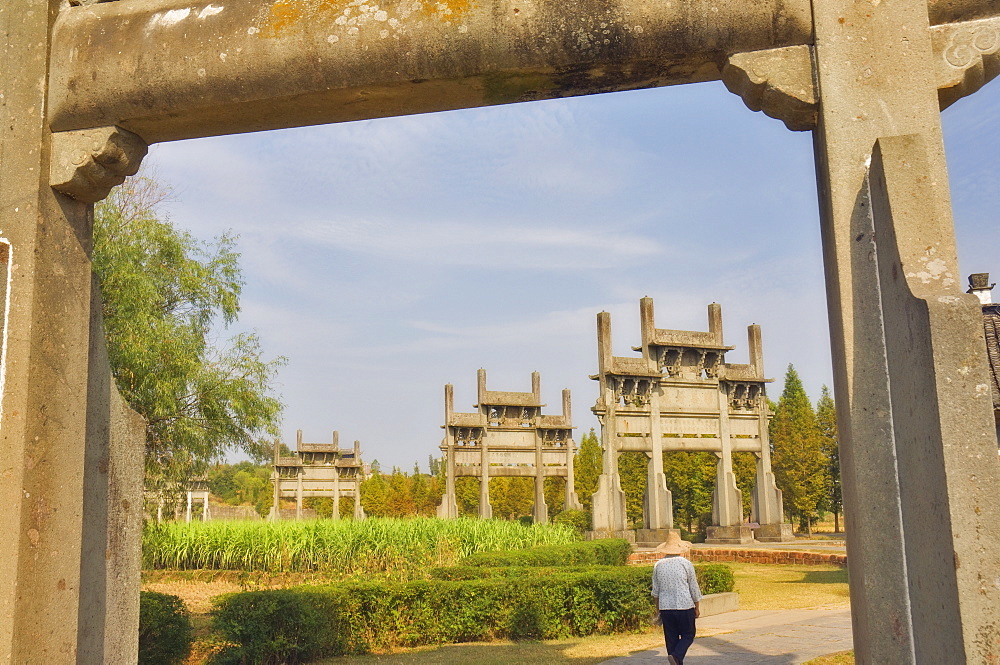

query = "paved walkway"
600;608;853;665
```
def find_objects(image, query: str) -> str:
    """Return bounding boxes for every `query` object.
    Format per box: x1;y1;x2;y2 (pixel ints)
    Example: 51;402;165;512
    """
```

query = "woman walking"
651;532;703;665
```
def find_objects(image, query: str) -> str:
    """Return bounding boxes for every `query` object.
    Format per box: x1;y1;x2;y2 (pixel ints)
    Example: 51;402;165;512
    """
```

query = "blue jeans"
660;608;696;664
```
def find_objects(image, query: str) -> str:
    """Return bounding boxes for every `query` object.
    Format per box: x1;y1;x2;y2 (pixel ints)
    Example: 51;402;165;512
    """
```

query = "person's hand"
694;604;701;618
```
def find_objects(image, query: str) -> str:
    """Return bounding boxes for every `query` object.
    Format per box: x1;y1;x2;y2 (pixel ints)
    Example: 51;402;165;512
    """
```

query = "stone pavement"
600;608;853;664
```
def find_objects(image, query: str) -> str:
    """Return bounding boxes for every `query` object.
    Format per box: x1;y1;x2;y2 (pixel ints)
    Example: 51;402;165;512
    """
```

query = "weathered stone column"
437;384;459;518
270;471;280;521
331;463;340;520
749;322;790;540
477;370;493;519
186;492;193;523
591;312;627;533
811;0;1000;660
706;384;751;544
644;388;673;530
532;429;548;524
751;399;791;541
562;390;582;511
353;493;366;520
295;472;303;519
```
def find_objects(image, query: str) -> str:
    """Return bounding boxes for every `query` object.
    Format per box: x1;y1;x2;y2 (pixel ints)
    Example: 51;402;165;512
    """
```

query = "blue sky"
148;78;1000;471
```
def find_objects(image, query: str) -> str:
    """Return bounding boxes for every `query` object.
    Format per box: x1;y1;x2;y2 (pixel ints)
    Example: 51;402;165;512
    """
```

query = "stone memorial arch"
591;298;793;545
437;369;580;522
3;0;1000;661
270;430;366;520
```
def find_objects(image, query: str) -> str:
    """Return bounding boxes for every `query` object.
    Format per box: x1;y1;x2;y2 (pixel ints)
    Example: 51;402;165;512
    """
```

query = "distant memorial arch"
437;370;581;522
591;298;792;544
270;430;366;520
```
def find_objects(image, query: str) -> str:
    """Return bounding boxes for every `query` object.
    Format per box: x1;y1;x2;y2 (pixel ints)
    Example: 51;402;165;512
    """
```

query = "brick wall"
628;548;847;567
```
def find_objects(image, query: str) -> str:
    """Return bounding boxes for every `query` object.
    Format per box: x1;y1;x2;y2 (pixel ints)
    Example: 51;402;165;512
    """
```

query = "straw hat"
654;531;691;556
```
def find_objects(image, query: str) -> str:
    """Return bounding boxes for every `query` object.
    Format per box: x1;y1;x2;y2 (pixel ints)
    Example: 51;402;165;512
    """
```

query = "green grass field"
143;517;579;576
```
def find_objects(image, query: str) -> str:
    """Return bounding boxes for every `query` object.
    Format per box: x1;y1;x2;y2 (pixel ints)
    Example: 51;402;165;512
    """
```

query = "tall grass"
142;517;580;575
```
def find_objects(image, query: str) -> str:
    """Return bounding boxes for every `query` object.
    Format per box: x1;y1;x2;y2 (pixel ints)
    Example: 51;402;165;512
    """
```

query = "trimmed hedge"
139;591;193;665
210;568;652;663
459;538;632;568
430;564;622;581
432;563;733;595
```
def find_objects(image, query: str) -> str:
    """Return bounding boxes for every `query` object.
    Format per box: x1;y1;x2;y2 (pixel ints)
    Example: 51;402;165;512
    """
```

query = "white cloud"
283;217;664;269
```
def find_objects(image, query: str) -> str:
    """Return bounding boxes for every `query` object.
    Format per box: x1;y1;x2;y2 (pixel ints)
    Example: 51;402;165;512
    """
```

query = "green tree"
490;477;533;520
574;429;602;513
455;477;480;516
732;452;757;521
543;476;567;515
360;469;389;516
207;462;273;516
816;385;842;532
663;451;716;533
385;467;416;516
617;451;647;527
94;175;285;492
770;365;829;533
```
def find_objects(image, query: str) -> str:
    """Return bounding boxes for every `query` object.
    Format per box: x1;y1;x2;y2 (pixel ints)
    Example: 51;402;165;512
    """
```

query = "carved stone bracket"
722;45;818;132
933;16;1000;110
50;126;147;203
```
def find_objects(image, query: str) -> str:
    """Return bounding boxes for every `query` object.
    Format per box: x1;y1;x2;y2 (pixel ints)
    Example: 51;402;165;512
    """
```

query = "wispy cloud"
283;217;664;269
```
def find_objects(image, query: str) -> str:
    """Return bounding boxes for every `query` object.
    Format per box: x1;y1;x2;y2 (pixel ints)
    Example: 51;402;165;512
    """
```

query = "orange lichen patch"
264;0;349;37
261;0;477;37
418;0;476;23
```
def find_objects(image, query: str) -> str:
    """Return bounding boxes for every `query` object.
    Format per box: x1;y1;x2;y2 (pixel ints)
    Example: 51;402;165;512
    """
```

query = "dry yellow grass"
728;563;849;610
803;651;854;664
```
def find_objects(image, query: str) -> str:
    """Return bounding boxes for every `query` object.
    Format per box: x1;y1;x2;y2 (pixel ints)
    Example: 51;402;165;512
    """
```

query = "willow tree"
94;175;285;495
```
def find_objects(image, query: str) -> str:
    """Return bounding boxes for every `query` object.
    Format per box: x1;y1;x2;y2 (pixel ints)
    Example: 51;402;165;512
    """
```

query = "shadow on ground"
789;570;848;585
612;637;798;664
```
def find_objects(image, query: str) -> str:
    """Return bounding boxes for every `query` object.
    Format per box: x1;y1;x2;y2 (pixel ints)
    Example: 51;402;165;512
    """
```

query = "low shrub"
433;562;734;595
460;538;632;568
209;589;327;665
696;563;735;595
139;591;193;665
553;509;590;534
210;568;652;662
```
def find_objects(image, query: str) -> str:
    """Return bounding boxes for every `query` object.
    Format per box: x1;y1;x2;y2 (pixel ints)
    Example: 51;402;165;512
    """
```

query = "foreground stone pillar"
1;3;142;663
79;287;146;663
812;0;1000;660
